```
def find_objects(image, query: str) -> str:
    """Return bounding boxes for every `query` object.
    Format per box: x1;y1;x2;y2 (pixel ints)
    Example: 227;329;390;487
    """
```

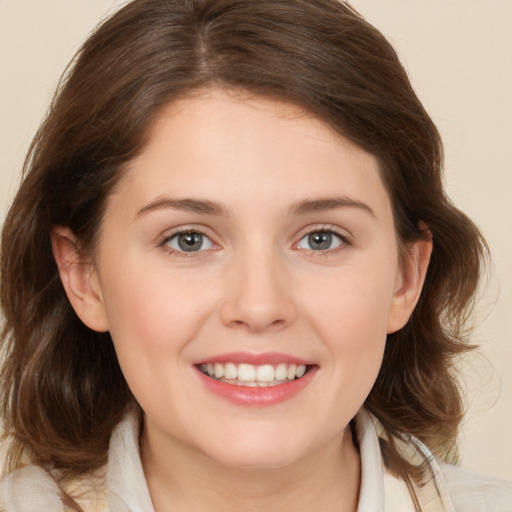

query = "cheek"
305;259;397;339
302;260;396;396
97;265;212;423
98;257;212;378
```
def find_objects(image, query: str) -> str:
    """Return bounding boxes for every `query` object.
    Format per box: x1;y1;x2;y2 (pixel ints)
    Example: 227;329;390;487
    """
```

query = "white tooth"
207;363;215;376
258;381;270;387
200;364;208;373
256;364;275;382
275;363;288;381
238;363;256;382
269;380;281;387
287;364;297;380
244;381;258;387
224;362;237;380
296;365;306;378
214;363;224;379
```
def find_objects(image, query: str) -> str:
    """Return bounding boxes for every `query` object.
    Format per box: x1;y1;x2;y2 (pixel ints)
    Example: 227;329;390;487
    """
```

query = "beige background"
1;0;511;480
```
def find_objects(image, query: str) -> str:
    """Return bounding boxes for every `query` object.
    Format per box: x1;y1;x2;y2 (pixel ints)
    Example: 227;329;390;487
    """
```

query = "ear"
387;230;432;334
51;226;109;332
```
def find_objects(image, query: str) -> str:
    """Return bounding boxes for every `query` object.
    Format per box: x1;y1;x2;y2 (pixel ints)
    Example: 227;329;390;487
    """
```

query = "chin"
199;434;308;470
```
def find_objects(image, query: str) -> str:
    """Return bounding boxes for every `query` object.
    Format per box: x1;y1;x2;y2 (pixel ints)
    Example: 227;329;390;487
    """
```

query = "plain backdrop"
0;0;511;480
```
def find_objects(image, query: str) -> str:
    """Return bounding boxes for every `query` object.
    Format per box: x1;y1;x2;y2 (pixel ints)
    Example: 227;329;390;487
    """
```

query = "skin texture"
52;88;431;511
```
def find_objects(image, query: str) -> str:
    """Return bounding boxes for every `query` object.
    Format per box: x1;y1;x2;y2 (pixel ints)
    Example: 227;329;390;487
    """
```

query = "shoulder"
364;410;512;512
0;463;107;512
0;464;63;511
439;462;512;512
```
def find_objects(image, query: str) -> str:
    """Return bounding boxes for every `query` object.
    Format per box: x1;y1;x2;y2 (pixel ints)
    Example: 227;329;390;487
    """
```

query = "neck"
141;422;361;512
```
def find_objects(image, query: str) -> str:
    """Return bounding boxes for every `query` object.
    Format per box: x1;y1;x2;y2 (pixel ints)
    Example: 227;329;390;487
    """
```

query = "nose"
219;249;297;334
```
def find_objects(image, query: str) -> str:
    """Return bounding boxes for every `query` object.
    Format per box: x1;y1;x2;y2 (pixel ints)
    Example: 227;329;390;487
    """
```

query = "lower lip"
195;367;317;407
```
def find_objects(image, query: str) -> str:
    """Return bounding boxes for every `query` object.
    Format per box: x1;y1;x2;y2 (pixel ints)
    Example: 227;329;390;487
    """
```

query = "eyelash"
295;225;351;255
158;225;351;257
159;228;216;258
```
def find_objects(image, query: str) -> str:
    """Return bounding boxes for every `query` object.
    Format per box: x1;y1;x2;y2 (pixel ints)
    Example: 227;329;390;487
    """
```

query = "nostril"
227;317;288;333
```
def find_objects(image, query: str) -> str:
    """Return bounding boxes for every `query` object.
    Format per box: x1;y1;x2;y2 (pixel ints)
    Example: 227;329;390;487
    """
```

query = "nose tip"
219;260;296;334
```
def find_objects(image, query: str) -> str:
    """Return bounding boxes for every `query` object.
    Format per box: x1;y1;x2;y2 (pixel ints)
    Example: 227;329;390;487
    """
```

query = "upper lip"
195;351;314;366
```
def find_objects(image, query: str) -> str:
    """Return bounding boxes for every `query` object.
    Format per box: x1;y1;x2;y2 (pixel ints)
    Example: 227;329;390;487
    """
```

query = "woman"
1;0;511;510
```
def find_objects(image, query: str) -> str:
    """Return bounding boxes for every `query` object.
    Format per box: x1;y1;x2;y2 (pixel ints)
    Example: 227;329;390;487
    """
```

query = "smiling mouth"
198;362;312;387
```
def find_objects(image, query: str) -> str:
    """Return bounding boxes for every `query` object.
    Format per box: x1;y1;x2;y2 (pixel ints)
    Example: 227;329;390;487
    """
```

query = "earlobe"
51;226;109;332
387;232;432;334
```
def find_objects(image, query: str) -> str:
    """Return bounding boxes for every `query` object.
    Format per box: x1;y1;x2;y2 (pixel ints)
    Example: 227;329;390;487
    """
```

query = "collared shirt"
1;408;511;511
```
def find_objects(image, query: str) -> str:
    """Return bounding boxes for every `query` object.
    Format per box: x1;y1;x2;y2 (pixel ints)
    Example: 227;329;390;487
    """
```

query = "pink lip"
193;352;318;407
195;351;312;366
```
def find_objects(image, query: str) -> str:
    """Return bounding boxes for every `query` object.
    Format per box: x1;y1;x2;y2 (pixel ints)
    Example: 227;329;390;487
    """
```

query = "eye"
164;231;214;253
296;230;345;251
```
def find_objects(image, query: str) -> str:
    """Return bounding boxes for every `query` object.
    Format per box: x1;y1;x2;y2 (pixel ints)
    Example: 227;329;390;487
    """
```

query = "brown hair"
1;0;486;483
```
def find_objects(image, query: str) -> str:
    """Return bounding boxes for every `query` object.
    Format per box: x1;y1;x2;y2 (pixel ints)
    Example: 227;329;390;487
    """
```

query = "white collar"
106;410;154;512
354;409;385;511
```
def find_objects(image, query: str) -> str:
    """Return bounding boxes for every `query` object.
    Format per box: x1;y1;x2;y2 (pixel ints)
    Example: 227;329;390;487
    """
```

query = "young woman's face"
73;88;425;469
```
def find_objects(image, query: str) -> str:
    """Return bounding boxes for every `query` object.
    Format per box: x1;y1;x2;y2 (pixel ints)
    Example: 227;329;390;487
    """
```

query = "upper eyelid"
156;223;352;248
295;224;352;241
291;226;353;255
158;228;218;258
163;230;210;243
159;225;215;244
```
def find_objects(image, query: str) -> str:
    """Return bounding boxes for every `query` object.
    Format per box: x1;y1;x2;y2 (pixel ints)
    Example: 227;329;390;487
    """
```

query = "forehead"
111;88;391;220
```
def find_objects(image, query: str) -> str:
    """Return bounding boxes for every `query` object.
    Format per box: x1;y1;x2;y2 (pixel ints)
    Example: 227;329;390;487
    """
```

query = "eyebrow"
135;197;229;218
135;195;375;219
289;197;375;217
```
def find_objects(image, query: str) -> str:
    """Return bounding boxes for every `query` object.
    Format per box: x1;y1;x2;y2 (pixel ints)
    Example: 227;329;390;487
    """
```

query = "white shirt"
1;408;511;511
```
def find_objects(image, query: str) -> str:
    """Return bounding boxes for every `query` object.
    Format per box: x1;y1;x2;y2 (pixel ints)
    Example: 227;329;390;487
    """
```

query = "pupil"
178;233;202;251
309;232;332;250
